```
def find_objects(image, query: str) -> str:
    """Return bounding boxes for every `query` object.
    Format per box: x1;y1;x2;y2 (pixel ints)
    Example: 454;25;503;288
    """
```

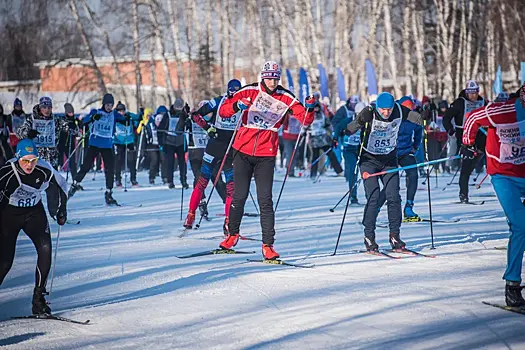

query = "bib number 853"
374;139;391;147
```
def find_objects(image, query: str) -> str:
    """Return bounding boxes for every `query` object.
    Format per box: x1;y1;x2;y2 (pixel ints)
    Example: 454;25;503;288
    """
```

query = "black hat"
116;101;126;111
102;93;115;105
64;103;74;114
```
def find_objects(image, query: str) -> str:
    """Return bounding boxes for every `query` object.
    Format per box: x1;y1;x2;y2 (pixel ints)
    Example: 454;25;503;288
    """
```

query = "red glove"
237;97;252;111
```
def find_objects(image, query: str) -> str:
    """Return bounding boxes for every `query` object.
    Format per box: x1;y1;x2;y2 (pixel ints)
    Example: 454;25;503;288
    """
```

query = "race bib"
344;130;361;146
151;128;158;145
115;123;133;137
310;117;325;137
12;115;25;132
247;90;291;130
10;186;42;207
365;115;401;155
191;122;208;149
92;112;114;138
215;96;239;130
286;116;301;135
168;117;180;135
463;99;484;124
496;120;525;165
33;119;56;147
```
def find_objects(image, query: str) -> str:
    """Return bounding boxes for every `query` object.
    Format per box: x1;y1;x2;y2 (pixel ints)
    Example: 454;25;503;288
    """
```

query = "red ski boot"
183;211;195;229
220;234;239;250
262;244;280;260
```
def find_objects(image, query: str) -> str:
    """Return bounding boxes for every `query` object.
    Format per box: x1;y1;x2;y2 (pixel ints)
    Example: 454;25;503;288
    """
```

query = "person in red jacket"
217;61;316;260
462;84;525;307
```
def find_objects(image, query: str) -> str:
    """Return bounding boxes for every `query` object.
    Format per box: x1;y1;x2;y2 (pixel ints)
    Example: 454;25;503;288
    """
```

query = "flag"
336;67;347;102
299;68;309;103
318;64;329;98
286;69;294;94
521;62;525;85
365;59;378;96
493;65;502;96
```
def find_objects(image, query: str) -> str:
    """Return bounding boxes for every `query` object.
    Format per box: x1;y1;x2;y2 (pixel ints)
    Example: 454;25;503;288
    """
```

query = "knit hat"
260;61;281;79
421;96;430;105
376;92;395;109
227;79;242;96
39;96;52;108
494;92;509;103
14;98;22;108
102;93;115;105
465;80;480;94
156;105;168;114
438;100;449;110
16;139;39;158
116;101;126;111
172;98;184;110
349;95;360;104
64;103;74;114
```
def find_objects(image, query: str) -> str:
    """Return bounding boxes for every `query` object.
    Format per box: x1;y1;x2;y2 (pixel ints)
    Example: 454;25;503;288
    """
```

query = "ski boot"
403;200;419;222
149;179;155;185
459;193;469;203
389;233;406;250
168;182;175;189
68;182;82;199
219;233;239;250
198;199;209;220
32;286;51;315
262;244;280;260
181;180;189;190
115;180;123;188
350;197;360;205
183;211;195;229
105;190;119;206
505;281;525;307
131;181;139;187
364;236;379;252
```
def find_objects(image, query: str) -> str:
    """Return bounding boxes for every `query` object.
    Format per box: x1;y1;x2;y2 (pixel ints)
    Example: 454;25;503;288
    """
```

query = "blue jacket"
397;119;423;157
333;105;360;153
83;108;126;149
113;112;141;145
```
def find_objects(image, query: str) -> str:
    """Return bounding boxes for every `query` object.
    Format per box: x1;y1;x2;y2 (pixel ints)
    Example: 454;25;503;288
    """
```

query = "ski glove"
331;138;338;148
27;129;40;139
305;95;317;109
206;126;218;139
459;144;477;160
56;211;67;226
237;98;252;111
93;113;102;121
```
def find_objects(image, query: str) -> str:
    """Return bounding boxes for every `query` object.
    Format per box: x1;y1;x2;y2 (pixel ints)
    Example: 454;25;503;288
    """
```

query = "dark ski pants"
228;152;276;245
283;139;298;175
0;204;51;288
342;149;359;199
398;154;418;202
114;144;137;183
59;136;78;179
148;150;161;182
361;157;402;239
163;145;187;185
311;146;343;178
75;146;115;190
459;155;481;198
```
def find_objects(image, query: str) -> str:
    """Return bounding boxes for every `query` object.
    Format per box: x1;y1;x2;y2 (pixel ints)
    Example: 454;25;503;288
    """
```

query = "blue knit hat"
14;98;22;108
376;92;395;109
156;105;168;114
39;96;52;108
16;139;39;158
102;93;115;105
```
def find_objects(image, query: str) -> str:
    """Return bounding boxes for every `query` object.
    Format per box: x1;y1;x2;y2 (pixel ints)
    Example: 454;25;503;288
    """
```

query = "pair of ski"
456;200;485;205
11;313;90;325
377;217;459;228
482;301;525;315
363;248;436;259
177;248;313;268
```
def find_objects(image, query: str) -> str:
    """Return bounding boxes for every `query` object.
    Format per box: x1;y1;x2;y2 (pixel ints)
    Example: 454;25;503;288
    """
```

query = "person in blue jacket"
113;101;141;187
68;93;126;205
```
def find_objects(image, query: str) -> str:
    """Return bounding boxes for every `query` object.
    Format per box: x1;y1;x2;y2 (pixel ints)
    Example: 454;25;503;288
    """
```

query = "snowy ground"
1;167;524;349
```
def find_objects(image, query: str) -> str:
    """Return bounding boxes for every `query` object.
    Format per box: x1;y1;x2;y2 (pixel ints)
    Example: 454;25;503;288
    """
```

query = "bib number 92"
18;196;37;207
511;146;525;158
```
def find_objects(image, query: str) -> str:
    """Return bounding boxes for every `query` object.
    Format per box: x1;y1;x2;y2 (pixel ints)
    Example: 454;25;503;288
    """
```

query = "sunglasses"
20;157;39;164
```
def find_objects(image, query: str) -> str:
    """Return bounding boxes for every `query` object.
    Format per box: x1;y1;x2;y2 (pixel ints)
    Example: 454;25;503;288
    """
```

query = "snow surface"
1;169;525;349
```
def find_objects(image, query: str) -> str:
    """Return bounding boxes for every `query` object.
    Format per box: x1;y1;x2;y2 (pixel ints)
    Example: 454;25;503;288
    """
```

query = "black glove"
127;143;135;151
56;211;67;226
429;103;437;111
93;113;102;121
27;129;40;139
125;112;132;120
206;125;218;139
448;128;455;137
183;103;191;114
459;144;477;160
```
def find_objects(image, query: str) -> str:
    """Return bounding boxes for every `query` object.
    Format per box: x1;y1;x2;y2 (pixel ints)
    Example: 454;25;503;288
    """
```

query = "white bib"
151;127;158;145
365;105;402;155
310;115;326;137
344;130;361;146
461;98;485;126
8;162;48;207
92;112;114;138
33;119;56;148
115;123;133;138
168;116;180;136
11;114;25;133
246;88;293;131
190;122;209;149
285;116;301;135
215;96;239;131
496;120;525;165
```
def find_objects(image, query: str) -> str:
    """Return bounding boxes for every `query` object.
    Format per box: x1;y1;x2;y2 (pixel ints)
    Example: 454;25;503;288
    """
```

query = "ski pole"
195;110;244;229
362;155;461;180
306;147;333;177
180;184;184;221
65;133;73;183
443;166;460;191
421;136;448;185
329;189;350;212
59;135;84;172
48;225;62;303
475;173;489;189
249;190;259;215
124;119;130;192
136;127;144;170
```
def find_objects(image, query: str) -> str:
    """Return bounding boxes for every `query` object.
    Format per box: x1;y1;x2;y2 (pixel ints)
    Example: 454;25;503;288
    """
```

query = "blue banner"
493;65;502;96
365;59;378;96
286;69;294;94
336;67;347;102
299;67;309;103
318;64;329;98
521;62;525;85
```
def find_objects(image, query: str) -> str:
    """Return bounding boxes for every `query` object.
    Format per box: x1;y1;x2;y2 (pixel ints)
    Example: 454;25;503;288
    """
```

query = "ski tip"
329;209;335;212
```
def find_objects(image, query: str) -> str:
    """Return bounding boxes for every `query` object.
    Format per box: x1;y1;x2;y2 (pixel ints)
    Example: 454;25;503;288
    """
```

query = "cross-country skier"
183;80;241;231
426;100;450;173
67;93;126;205
463;84;525;307
345;92;423;251
58;103;80;179
218;61;315;260
0;139;68;315
142;110;162;184
113;101;140;187
9;98;27;149
17;97;69;170
443;80;487;203
0;104;14;166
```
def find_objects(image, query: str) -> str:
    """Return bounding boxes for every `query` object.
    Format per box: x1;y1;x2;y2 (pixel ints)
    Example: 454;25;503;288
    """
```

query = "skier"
281;110;302;177
462;84;525;307
183;80;241;230
426;100;450;173
17;97;69;170
9;98;27;149
443;80;487;203
113;101;140;187
218;61;315;259
333;101;367;204
345;92;423;251
67;93;126;205
0;139;68;315
308;100;343;180
142;111;162;184
157;98;189;189
0;104;14;166
58;103;80;179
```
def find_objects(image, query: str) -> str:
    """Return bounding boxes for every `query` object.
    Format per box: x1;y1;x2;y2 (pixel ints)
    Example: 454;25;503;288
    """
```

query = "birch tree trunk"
132;0;142;111
165;0;186;100
149;32;157;108
402;0;413;95
383;0;400;96
499;2;518;84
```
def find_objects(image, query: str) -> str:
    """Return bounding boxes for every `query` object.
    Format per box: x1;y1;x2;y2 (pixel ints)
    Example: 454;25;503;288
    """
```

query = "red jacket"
219;82;314;157
463;98;525;178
